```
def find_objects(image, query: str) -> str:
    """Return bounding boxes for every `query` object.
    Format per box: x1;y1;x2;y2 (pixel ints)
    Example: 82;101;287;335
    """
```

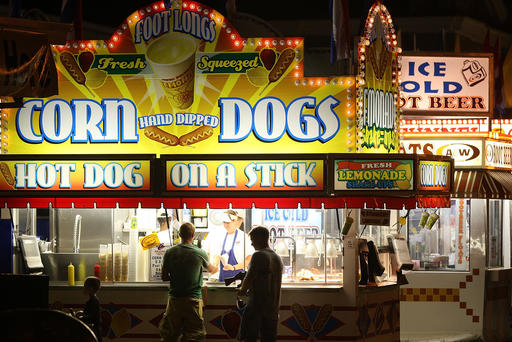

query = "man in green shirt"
159;222;218;342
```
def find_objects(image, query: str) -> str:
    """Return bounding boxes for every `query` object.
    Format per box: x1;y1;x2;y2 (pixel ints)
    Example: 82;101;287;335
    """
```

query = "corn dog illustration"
260;48;295;95
291;303;311;332
60;51;94;96
144;126;179;146
178;126;214;146
312;304;332;333
0;162;14;188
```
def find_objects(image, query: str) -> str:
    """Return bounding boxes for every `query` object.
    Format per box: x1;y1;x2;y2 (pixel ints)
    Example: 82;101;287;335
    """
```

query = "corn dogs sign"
4;1;355;155
356;3;400;153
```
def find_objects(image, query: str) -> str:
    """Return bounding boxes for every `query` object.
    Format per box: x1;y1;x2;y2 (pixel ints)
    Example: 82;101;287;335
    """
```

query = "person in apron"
217;210;254;282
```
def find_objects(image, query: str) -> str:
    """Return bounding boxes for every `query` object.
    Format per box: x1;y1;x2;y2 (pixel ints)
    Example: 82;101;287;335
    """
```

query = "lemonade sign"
4;1;356;155
334;159;413;191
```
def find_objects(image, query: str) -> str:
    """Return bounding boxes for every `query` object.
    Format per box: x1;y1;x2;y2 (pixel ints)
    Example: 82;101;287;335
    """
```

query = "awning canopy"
0;196;450;209
452;170;512;199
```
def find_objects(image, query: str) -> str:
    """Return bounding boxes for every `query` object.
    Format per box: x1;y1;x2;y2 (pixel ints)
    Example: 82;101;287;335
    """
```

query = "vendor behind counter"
202;210;254;282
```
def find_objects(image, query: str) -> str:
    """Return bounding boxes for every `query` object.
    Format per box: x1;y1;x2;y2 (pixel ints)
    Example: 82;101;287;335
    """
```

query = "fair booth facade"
1;2;454;341
399;52;512;340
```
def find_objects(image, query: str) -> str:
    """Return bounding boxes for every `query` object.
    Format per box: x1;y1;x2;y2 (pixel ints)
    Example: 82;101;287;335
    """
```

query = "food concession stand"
1;2;453;341
399;53;512;340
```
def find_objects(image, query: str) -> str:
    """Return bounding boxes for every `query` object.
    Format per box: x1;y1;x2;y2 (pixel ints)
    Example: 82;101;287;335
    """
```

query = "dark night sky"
9;0;512;34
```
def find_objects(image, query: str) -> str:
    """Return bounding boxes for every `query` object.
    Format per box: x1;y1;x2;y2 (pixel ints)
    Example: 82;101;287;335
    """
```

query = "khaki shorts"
159;296;205;342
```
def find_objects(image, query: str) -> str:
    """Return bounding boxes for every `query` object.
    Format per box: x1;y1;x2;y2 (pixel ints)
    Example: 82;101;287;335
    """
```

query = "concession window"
452;170;512;199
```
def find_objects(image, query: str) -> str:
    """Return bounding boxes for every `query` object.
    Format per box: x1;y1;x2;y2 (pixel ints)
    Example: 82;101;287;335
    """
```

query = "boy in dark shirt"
79;276;102;342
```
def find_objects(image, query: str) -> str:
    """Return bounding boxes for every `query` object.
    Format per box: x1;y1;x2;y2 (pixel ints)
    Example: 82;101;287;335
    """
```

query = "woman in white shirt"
204;210;254;282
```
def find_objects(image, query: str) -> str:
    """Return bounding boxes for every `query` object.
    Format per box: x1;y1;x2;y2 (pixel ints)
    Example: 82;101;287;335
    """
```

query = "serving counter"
48;281;400;341
36;207;398;341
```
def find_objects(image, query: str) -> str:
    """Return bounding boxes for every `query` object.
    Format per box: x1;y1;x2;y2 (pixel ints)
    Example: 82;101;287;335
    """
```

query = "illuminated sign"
356;3;400;153
400;54;492;115
400;118;488;134
4;2;356;155
360;209;390;226
400;139;483;168
164;158;324;192
456;199;468;270
0;157;152;192
491;119;512;136
334;159;413;191
485;140;512;169
417;160;451;192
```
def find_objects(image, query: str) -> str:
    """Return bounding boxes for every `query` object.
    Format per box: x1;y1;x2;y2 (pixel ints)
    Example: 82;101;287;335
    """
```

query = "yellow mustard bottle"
68;262;75;286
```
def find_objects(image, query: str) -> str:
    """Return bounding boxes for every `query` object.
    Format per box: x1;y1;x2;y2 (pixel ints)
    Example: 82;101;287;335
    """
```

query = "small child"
79;276;102;342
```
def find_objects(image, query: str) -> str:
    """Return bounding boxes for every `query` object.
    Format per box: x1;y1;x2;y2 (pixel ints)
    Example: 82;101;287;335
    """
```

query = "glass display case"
30;207;350;285
251;208;343;284
405;199;470;271
488;199;503;267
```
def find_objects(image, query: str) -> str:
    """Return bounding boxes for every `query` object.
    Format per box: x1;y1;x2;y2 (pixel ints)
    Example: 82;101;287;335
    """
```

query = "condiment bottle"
94;263;101;278
67;262;75;286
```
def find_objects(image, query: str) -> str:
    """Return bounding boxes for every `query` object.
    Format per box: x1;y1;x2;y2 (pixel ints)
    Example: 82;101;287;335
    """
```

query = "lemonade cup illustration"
418;211;430;229
146;32;198;109
424;213;439;230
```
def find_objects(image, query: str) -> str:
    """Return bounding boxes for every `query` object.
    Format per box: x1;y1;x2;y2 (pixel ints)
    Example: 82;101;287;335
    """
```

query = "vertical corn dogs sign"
356;3;401;153
4;0;357;156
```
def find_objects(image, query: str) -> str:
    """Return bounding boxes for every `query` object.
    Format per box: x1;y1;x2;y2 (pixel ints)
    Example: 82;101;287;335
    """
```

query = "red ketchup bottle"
94;263;101;279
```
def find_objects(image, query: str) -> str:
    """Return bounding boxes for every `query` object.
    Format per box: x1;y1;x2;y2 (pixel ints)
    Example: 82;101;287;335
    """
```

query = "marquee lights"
55;0;264;52
356;1;401;152
399;118;512;141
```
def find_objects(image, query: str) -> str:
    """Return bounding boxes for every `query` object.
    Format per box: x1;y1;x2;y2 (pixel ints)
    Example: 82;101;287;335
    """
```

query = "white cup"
146;32;198;109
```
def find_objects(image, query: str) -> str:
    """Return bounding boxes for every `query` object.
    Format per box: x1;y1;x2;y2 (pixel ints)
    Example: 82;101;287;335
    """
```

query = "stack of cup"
99;244;108;281
106;244;113;281
128;221;138;282
113;243;122;281
121;244;129;281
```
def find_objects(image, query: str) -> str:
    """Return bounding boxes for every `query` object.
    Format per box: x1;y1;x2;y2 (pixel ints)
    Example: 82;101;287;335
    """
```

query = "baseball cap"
222;209;242;223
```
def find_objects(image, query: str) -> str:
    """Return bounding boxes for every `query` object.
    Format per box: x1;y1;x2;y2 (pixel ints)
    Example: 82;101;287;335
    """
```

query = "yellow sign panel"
0;160;151;191
165;159;324;191
334;159;413;191
4;2;355;155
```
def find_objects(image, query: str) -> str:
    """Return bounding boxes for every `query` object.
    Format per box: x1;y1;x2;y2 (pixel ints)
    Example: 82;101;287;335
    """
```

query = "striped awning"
452;170;512;199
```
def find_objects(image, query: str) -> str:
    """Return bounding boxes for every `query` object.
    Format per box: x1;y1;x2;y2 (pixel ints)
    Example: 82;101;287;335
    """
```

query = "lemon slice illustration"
85;68;108;89
394;163;412;190
246;66;269;87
